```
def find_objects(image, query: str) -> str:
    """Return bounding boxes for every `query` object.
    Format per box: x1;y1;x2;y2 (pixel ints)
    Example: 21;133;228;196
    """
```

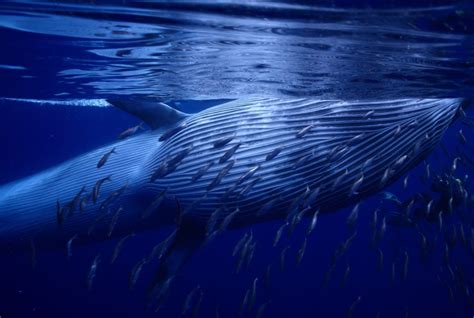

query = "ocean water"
0;1;473;318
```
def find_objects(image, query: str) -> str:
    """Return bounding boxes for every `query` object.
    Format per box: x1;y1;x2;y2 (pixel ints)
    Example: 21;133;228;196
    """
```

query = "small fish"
87;253;101;290
97;147;116;168
239;177;261;198
68;186;86;215
341;264;351;287
347;133;365;146
273;223;288;247
80;194;90;212
92;175;111;204
99;182;128;211
236;165;260;185
219;208;239;233
219;143;241;163
458;129;467;144
378;217;386;241
191;289;203;318
56;199;64;225
332;169;349;190
393;124;402;137
141;188;167;220
249;278;258;311
448;197;453;214
207;207;225;236
159;123;187;141
306;209;319;236
257;197;278;217
304;186;320;207
346;203;359;228
451;157;461;174
380;168;390;186
118;123;143;140
371;209;378;232
264;264;272;289
150;162;169;182
167;146;193;171
233;231;250;257
405;199;414;216
293;153;312;169
191;161;214;183
391;262;396;283
424;163;431;181
108;206;123;237
296;124;313;138
207;160;234;190
380;191;401;204
239;289;250;316
182;285;201;315
266;146;283;161
256;301;270;318
403;175;409;189
280;246;289;272
377;249;383;272
438;211;443;232
347;296;362;318
426;200;433;217
129;258;148;290
363;110;375;119
296;238;307;266
66;234;78;261
393;155;407;168
349;174;364;196
213;134;235;148
402;252;409;281
110;233;134;264
459;224;466;246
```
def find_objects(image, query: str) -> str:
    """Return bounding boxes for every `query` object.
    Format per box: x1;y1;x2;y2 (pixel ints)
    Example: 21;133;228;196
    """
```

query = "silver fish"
141;188;167;220
363;110;375;119
296;124;313;138
249;277;258;311
233;231;250;257
280;246;289;272
402;252;409;281
208;160;234;190
159;123;187;141
97;147;116;169
347;133;365;146
341;264;351;287
346;203;359;228
182;285;201;315
219;143;241;163
347;296;362;318
274;222;288;247
350;174;364;196
129;258;147;290
110;233;134;264
377;248;383;272
66;234;78;261
306;209;319;236
213;134;235;148
118;123;143;140
191;161;214;183
257;197;278;217
239;177;261;198
108;206;123;237
87;253;101;290
256;301;270;318
150;162;169;182
219;208;239;233
296;238;307;266
236;165;260;185
265;146;283;161
92;175;111;204
403;175;409;189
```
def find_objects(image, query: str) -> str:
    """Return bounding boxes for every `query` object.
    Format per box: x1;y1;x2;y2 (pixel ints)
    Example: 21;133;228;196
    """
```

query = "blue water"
0;1;473;317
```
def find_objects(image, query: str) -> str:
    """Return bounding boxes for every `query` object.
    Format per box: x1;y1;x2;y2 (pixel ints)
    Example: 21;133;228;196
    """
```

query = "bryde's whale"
0;97;462;283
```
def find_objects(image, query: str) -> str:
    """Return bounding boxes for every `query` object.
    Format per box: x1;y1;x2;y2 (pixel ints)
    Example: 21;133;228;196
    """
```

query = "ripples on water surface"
0;0;472;100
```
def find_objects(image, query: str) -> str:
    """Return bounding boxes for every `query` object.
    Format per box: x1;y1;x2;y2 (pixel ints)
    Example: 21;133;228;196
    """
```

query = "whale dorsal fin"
107;98;190;130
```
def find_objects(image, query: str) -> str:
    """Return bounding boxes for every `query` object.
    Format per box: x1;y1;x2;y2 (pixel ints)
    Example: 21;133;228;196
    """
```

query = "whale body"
0;97;462;252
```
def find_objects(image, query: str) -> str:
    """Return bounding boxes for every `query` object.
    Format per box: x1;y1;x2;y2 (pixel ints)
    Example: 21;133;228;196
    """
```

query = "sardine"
332;169;349;190
159;123;187;141
458;129;467;144
92;175;111;204
296;238;307;266
403;175;409;189
349;174;364;196
306;209;319;236
280;246;289;272
265;146;283;161
150;162;169;182
213;134;235;148
219;208;239;233
236;165;260;185
129;258;147;290
110;233;134;264
347;296;362;318
208;160;234;190
239;289;250;316
191;161;214;183
87;253;101;290
182;285;201;315
256;301;270;318
402;252;409;281
99;182;128;211
296;124;313;138
346;203;359;228
207;207;225;236
257;197;278;217
341;264;351;287
363;110;375;119
141;188;167;220
249;278;258;311
108;206;123;237
273;223;288;247
377;248;383;272
56;199;64;225
66;234;78;261
219;143;241;163
239;177;261;198
118;123;143;140
304;186;320;207
233;232;250;257
97;147;116;168
80;194;90;212
347;133;365;146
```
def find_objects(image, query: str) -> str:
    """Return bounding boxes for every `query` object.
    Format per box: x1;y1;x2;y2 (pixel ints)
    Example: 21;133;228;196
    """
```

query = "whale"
0;97;462;280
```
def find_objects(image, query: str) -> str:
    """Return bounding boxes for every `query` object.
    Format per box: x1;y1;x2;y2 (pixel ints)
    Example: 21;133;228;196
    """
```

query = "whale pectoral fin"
146;221;205;307
107;97;190;130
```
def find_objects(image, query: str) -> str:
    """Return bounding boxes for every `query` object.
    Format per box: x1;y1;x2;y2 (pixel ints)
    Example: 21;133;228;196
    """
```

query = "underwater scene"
0;0;473;317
